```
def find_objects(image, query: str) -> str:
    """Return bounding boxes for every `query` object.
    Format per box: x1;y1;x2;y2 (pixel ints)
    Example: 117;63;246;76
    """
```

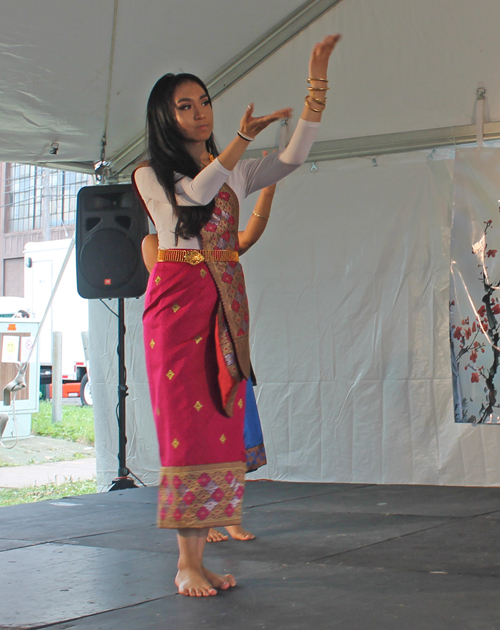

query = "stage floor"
2;481;500;629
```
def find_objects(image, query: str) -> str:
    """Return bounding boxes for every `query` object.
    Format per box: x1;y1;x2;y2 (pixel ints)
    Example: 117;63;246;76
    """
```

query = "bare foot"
175;568;217;597
202;566;236;590
207;528;229;543
225;525;255;541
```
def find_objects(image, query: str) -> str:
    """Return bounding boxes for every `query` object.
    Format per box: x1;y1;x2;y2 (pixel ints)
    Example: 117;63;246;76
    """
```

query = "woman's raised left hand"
239;104;292;139
309;34;342;80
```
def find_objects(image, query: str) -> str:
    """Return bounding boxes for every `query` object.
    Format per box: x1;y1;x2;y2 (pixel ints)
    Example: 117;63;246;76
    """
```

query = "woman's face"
172;81;213;144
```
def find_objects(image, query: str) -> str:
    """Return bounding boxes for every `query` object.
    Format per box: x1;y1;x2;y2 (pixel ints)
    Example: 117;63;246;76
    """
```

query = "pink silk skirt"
143;260;246;529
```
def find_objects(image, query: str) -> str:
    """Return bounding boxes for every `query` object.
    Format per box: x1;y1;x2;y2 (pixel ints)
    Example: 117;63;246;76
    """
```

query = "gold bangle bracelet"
252;212;269;220
307;77;329;83
304;96;326;112
310;95;327;105
308;86;330;92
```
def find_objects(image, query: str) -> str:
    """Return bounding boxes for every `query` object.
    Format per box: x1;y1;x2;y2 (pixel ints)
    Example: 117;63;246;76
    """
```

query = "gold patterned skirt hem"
157;461;246;529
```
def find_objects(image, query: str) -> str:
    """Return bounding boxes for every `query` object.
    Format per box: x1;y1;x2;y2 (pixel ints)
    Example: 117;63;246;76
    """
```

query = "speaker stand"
109;298;139;491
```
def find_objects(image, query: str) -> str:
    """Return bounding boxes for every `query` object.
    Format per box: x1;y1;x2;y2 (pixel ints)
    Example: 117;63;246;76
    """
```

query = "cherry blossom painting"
450;149;500;424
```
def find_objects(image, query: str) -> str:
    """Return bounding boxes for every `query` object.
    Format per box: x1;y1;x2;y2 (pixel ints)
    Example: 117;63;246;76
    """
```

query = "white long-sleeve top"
134;118;319;250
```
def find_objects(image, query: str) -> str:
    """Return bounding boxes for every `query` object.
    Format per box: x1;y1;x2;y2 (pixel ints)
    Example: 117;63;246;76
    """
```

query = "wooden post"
52;331;62;423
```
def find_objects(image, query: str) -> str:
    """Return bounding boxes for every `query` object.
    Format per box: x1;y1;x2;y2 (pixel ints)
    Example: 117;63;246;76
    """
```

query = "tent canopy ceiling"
2;0;500;177
0;0;332;174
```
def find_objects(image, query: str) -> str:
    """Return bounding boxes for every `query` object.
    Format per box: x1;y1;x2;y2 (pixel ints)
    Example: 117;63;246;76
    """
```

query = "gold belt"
157;249;239;265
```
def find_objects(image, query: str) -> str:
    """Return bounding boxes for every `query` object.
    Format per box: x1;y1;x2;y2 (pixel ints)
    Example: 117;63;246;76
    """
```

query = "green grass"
31;401;94;445
0;479;97;507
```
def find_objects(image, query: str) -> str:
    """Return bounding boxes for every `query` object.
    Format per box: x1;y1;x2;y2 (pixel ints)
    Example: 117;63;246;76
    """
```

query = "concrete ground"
0;435;96;488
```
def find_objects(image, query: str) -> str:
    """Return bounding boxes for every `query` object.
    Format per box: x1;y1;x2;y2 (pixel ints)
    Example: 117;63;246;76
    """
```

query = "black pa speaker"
76;184;149;299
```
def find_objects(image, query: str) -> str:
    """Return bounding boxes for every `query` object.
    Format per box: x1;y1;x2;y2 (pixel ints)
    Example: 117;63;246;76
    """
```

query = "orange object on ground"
48;382;81;399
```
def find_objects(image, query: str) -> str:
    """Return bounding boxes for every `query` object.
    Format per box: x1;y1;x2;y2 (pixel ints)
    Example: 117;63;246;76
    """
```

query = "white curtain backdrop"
90;147;500;491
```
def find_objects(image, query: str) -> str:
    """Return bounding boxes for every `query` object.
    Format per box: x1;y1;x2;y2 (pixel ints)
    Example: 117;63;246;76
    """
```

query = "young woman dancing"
142;181;275;544
132;33;341;598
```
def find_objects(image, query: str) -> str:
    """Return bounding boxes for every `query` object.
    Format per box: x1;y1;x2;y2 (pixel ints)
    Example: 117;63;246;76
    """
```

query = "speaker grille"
79;229;139;289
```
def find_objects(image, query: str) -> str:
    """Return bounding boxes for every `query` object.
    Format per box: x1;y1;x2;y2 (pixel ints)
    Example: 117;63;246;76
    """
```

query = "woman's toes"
225;573;237;587
225;525;255;541
202;567;236;590
207;528;229;542
176;569;218;597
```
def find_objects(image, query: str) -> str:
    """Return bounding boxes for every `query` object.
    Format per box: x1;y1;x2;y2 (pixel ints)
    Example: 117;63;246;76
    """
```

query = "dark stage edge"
2;482;500;629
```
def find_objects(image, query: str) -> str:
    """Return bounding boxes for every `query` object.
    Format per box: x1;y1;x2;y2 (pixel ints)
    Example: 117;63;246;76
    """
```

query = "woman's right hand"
239;104;292;139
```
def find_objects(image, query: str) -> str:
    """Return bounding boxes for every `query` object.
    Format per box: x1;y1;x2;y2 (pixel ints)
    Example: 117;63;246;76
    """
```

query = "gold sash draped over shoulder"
201;184;250;416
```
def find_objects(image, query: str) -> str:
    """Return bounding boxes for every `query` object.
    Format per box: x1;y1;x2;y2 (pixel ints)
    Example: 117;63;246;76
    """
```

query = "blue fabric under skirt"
244;379;267;472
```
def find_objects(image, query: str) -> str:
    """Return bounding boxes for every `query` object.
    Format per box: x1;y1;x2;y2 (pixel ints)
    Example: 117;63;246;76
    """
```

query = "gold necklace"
200;154;215;169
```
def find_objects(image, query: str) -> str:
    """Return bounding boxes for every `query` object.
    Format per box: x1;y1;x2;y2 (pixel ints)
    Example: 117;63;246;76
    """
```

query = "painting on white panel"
450;148;500;424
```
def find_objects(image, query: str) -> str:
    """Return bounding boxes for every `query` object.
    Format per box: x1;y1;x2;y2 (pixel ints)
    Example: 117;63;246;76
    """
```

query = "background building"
0;163;92;297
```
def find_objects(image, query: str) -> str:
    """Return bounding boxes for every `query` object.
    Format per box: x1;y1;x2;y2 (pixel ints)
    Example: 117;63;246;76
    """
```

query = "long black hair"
146;73;219;243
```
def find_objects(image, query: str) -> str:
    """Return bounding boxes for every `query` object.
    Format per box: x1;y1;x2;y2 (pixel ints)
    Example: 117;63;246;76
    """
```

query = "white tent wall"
90;148;500;490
